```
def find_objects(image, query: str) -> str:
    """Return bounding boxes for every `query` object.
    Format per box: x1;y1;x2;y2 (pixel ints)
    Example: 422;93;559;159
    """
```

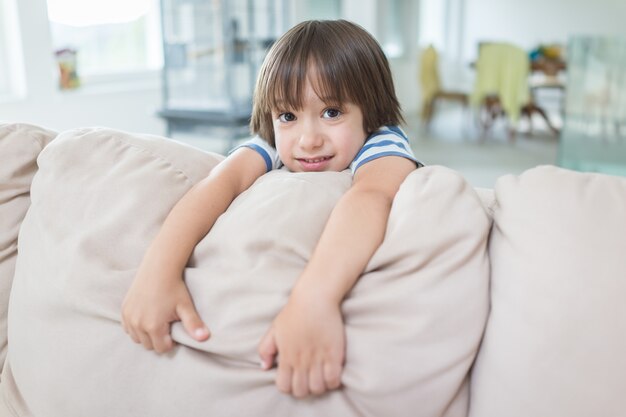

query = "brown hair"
250;19;404;147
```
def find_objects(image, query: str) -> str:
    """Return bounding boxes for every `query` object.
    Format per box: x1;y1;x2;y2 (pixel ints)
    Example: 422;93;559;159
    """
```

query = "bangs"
259;34;354;113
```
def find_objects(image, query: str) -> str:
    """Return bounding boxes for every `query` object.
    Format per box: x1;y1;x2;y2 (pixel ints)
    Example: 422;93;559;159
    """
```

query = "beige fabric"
0;123;56;375
3;128;490;416
469;165;626;417
473;187;496;218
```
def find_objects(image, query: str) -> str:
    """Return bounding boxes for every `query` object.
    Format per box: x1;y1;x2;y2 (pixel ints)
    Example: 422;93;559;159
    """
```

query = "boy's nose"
298;124;324;151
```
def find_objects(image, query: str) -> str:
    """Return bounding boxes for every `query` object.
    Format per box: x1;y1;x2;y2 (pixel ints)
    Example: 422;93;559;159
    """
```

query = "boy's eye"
323;108;342;119
278;112;296;122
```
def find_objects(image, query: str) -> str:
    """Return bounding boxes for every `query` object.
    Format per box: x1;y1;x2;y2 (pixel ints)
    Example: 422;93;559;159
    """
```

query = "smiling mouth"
297;156;332;163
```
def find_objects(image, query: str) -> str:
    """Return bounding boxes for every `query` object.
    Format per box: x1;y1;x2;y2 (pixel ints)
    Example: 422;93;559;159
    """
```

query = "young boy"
122;19;422;399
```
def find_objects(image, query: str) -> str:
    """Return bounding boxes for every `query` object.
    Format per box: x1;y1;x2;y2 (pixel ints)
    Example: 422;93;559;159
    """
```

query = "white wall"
462;0;626;62
1;86;164;134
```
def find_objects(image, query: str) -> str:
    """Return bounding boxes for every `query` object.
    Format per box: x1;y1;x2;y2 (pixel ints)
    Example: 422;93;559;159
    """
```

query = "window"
0;0;25;99
378;0;406;58
45;0;163;84
306;0;341;20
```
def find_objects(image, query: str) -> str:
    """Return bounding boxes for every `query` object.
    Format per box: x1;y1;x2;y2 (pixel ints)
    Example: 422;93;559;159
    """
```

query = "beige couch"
1;123;624;417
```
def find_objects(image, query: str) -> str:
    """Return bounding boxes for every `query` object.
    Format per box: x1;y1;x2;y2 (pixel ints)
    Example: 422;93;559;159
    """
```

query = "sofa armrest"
0;123;56;375
470;165;626;417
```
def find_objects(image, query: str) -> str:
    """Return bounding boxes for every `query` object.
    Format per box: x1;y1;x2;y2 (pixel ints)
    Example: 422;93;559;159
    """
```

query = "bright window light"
46;0;162;82
0;0;25;98
46;0;152;27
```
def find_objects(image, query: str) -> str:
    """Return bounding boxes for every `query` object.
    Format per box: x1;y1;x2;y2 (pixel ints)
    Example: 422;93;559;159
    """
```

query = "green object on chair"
471;43;530;125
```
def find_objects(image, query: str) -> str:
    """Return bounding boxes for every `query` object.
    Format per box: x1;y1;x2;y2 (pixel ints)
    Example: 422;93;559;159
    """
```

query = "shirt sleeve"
349;126;424;173
228;136;282;172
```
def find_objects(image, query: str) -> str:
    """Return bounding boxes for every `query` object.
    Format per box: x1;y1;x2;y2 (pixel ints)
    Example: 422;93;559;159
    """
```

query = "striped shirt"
232;125;423;173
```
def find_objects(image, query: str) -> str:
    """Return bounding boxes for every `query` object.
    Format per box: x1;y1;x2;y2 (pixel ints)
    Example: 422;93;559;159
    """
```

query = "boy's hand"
258;291;345;398
121;267;210;353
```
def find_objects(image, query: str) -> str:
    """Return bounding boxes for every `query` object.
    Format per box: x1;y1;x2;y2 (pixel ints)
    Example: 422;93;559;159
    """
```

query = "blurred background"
1;0;625;186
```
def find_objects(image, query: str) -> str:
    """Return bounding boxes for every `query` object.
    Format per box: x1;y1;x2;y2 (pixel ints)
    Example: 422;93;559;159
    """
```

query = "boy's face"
271;76;367;172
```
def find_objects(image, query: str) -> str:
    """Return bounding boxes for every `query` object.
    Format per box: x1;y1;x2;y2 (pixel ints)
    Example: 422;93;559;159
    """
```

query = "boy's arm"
258;156;416;398
122;147;266;353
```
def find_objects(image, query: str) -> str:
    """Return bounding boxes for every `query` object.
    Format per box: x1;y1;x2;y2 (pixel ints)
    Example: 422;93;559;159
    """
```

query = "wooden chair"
419;45;469;130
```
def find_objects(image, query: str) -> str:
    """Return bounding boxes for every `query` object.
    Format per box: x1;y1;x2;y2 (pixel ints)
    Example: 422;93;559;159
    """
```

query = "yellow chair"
471;42;559;139
419;45;469;130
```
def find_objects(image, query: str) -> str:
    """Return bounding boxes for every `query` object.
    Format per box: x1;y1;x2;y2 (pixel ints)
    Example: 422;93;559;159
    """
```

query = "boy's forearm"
143;177;239;272
292;157;416;304
291;186;393;304
141;148;266;277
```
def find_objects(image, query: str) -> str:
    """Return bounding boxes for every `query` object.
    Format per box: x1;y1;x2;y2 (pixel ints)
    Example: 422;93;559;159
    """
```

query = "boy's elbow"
348;185;396;211
352;156;415;200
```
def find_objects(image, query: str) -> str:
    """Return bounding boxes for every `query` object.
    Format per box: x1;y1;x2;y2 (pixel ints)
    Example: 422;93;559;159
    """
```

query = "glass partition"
558;36;626;177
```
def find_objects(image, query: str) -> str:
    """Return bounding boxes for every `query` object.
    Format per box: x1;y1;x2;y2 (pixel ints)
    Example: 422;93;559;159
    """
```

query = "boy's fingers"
323;361;342;390
153;334;174;354
176;303;210;341
276;363;293;394
126;328;141;344
292;369;310;398
257;327;278;370
308;363;326;396
138;332;154;351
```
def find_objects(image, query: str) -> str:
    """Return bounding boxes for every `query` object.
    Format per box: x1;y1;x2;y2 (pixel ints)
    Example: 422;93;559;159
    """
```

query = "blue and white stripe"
229;136;283;172
232;125;422;174
349;126;422;173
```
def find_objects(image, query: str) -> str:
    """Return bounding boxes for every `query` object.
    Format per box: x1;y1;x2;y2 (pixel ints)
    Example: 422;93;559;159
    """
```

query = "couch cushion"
0;123;56;375
4;127;490;416
469;165;626;417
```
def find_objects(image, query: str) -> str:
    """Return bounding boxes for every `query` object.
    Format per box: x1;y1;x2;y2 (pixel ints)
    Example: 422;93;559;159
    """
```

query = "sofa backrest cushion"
4;127;491;417
470;165;626;417
0;123;56;375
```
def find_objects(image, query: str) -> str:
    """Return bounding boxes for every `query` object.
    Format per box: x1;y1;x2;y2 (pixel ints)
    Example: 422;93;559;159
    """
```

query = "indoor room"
2;1;626;416
2;0;624;186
